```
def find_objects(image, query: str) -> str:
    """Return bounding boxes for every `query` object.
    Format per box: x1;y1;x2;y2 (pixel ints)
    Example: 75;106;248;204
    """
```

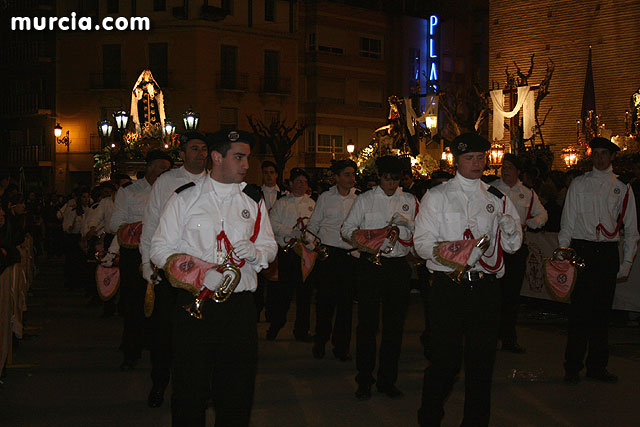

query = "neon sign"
428;15;439;92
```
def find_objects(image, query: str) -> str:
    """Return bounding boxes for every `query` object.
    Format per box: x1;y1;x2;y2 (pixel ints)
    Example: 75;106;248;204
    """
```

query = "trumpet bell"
184;297;205;320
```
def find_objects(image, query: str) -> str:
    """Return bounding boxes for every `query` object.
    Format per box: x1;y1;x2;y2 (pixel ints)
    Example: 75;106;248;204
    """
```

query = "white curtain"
490;86;535;141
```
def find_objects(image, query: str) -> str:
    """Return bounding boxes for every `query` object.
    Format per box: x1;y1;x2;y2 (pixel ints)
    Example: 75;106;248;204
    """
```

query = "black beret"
178;131;207;147
331;159;357;174
289;167;309;182
589;137;620;153
145;149;173;166
449;133;491;156
502;153;523;170
376;155;403;175
210;129;255;146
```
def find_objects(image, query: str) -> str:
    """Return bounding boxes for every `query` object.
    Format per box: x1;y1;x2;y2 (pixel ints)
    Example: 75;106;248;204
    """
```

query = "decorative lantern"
113;109;129;131
562;146;579;168
489;142;505;167
183;107;200;131
97;119;113;138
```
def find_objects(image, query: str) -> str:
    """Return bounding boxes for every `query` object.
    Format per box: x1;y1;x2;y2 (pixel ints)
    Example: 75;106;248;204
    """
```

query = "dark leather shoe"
332;349;352;361
564;372;580;385
266;328;279;341
147;387;165;408
586;369;618;383
312;342;325;359
377;384;404;398
355;383;371;400
502;343;526;354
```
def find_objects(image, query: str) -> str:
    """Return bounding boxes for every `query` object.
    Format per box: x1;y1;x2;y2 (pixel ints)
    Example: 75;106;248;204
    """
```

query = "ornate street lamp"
489;141;505;168
441;147;453;167
183;107;200;131
562;146;579;168
97;119;113;138
163;119;176;137
346;140;355;159
113;109;129;131
54;123;71;192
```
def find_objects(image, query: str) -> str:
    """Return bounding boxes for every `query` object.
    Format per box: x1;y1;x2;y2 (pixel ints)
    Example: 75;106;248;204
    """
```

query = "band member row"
267;168;316;341
306;159;359;361
150;129;277;426
109;150;172;371
414;133;523;426
138;132;208;408
341;155;418;400
493;153;548;353
560;137;639;384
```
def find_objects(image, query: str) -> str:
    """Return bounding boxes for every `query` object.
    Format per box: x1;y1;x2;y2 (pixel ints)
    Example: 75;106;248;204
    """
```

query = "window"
264;110;280;125
220;45;237;89
318;45;344;55
102;44;121;89
153;0;166;12
265;0;275;22
220;107;238;130
360;37;382;59
107;0;119;13
317;79;345;105
222;0;234;14
358;81;382;108
149;43;168;87
263;50;279;92
317;134;343;153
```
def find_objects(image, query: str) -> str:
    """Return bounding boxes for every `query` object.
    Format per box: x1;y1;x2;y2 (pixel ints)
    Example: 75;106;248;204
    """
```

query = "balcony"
0;144;52;164
0;93;55;116
216;72;249;91
260;77;291;95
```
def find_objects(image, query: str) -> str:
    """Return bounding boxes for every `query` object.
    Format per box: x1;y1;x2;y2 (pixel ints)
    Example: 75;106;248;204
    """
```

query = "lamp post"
346;140;355;159
163;119;176;148
54;123;71;192
489;141;505;172
182;107;200;131
112;109;130;172
562;146;579;168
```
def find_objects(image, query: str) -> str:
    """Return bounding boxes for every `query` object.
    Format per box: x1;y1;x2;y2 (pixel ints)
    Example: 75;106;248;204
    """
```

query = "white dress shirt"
559;166;639;265
85;197;115;235
62;204;86;234
269;193;316;247
414;174;523;278
261;184;283;212
108;178;152;233
307;185;358;249
150;176;278;293
494;179;548;229
341;185;418;258
140;166;207;266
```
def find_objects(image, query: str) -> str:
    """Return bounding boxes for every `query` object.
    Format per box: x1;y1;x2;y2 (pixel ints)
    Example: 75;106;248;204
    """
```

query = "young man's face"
262;166;278;187
212;142;250;184
336;167;356;192
379;173;400;196
456;152;486;180
180;139;208;174
591;147;615;171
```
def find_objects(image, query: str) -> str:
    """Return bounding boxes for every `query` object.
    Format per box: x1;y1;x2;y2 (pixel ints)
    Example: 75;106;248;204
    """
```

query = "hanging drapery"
490;86;535;141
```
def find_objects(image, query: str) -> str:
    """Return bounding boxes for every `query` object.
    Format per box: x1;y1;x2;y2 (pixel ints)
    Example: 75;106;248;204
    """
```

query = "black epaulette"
121;181;133;188
355;189;362;195
91;202;100;209
175;182;196;194
488;185;505;199
617;175;631;185
277;191;286;200
243;183;263;204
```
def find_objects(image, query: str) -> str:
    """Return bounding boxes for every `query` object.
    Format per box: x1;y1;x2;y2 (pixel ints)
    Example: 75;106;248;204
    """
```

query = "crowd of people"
1;131;639;426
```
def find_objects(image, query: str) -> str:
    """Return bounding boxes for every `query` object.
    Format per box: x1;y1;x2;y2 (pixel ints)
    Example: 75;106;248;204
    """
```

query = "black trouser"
314;246;356;356
64;233;84;289
119;246;146;363
355;256;411;388
171;290;257;427
564;239;618;375
418;272;500;427
269;248;312;337
150;272;176;390
254;274;266;320
499;244;529;346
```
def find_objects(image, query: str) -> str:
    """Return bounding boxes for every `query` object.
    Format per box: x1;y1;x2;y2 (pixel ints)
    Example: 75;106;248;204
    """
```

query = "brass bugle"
368;225;399;266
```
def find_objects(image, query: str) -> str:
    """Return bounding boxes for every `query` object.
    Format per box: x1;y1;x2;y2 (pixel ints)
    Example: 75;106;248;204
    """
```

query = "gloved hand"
100;253;115;267
142;262;160;284
203;268;224;291
525;219;538;230
287;229;303;242
617;261;633;279
380;238;394;253
497;213;518;235
234;240;258;263
466;246;485;267
392;212;414;231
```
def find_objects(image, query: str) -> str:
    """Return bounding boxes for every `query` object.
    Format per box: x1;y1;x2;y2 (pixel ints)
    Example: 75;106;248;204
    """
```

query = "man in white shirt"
110;150;172;371
341;155;419;400
138;132;208;408
560;137;639;384
493;153;548;353
307;159;359;361
150;129;277;426
414;133;522;426
267;168;316;341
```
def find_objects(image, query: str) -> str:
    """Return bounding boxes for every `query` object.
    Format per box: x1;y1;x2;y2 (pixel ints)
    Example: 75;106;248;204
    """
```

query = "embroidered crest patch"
402;204;409;212
519;193;525;199
458;142;467;151
614;188;621;195
228;131;240;141
486;204;495;213
241;209;250;219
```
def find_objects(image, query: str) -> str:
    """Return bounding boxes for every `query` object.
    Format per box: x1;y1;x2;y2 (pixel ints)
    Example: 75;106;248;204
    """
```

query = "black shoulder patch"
243;184;263;204
277;191;286;200
175;182;196;194
617;175;631;185
91;202;100;209
355;189;362;195
488;185;505;199
121;181;133;188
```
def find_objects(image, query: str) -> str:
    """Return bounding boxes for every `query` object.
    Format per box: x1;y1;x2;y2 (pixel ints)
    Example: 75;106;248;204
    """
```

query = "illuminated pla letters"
428;15;439;91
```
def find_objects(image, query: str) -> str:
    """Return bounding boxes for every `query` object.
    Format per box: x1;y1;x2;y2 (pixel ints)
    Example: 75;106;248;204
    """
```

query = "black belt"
438;270;495;283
